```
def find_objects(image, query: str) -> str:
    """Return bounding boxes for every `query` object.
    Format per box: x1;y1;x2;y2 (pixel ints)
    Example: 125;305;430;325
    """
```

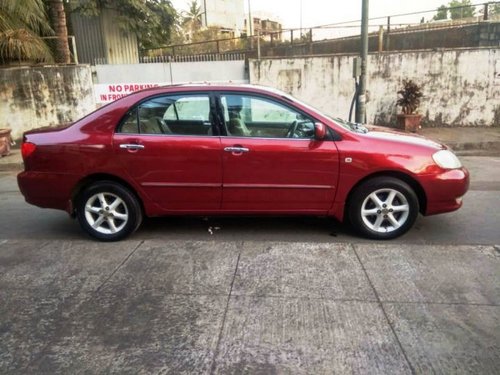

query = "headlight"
432;150;462;169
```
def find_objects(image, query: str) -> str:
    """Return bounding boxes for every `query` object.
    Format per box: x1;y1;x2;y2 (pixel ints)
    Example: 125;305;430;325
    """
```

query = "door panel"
219;93;340;212
114;93;222;212
221;137;339;212
115;135;222;211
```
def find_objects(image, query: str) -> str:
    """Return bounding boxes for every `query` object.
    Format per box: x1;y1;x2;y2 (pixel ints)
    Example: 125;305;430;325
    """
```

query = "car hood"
363;125;446;151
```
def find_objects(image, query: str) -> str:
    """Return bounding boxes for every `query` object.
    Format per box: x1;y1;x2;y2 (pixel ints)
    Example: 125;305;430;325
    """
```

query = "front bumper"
419;167;470;216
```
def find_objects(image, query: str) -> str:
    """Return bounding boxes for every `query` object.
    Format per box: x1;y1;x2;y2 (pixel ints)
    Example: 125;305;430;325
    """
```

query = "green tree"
433;5;448;20
448;0;475;20
183;0;203;25
71;0;177;49
182;0;203;39
140;0;177;49
478;2;500;19
490;3;500;16
0;0;54;64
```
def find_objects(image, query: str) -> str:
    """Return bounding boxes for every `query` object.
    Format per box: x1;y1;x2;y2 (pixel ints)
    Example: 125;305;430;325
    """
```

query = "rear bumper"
17;171;79;213
420;167;470;216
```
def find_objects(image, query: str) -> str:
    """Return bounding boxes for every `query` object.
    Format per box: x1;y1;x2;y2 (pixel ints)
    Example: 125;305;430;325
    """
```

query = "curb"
0;162;23;172
445;141;500;152
0;150;23;172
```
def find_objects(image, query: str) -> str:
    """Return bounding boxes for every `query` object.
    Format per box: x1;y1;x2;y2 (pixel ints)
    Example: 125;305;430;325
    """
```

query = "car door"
114;93;222;211
218;92;340;212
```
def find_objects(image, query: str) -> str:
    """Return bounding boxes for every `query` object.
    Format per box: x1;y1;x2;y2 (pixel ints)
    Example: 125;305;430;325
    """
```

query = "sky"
170;0;469;30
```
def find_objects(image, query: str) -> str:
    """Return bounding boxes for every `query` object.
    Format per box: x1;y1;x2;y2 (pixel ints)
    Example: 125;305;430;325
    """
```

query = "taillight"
21;142;36;159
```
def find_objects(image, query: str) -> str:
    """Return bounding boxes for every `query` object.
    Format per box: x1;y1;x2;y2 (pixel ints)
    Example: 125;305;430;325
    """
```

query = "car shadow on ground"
135;215;356;243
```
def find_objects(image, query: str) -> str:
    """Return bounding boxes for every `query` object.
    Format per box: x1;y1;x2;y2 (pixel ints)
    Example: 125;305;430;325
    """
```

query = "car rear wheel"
76;181;142;241
348;177;419;240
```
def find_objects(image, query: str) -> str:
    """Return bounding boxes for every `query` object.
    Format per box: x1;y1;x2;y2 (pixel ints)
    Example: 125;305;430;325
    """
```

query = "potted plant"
0;128;12;157
396;79;423;132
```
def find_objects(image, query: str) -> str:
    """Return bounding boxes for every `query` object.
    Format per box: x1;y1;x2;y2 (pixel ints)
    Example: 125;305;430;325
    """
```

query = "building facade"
245;16;283;40
200;0;245;36
71;8;139;65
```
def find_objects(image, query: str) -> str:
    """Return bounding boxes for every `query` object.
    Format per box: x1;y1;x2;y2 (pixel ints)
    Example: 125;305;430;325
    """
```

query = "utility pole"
300;0;303;38
248;0;253;36
203;0;208;27
356;0;369;123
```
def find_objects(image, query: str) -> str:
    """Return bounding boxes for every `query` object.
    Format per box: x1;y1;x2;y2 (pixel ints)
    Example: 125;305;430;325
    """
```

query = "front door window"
220;94;315;139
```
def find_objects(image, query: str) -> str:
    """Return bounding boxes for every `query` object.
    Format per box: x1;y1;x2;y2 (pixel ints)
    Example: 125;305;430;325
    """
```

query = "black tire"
348;177;419;240
76;181;142;241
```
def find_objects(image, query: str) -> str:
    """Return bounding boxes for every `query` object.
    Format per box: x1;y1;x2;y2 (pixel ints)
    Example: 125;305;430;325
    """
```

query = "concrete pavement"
1;240;498;373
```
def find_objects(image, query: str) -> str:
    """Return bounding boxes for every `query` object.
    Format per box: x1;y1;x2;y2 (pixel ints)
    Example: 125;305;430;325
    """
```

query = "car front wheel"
348;177;419;240
76;181;142;241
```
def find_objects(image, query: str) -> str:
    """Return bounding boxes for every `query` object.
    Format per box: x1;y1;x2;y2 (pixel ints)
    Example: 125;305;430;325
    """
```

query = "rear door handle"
120;144;145;150
224;146;249;153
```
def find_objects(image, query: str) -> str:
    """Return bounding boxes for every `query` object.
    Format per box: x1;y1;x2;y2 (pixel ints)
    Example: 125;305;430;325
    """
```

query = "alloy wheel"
84;192;129;235
360;188;410;233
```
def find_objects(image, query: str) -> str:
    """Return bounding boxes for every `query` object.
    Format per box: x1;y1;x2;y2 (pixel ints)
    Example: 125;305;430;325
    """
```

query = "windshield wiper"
350;122;369;133
333;117;368;133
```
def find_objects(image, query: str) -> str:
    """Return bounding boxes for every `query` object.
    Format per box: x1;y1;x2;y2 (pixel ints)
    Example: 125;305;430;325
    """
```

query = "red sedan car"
17;84;469;241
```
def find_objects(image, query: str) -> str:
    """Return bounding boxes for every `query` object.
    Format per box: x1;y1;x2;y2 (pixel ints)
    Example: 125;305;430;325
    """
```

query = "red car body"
17;84;469;240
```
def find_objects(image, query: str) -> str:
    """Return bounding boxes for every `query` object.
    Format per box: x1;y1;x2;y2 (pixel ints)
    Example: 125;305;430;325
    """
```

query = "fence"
139;1;500;62
139;52;245;63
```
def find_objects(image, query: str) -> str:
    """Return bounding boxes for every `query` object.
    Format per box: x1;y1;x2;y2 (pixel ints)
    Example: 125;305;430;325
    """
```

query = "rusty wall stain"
250;48;499;127
0;66;96;139
278;69;302;94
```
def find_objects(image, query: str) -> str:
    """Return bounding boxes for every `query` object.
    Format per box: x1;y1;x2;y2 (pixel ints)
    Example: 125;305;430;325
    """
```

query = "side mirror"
315;122;326;140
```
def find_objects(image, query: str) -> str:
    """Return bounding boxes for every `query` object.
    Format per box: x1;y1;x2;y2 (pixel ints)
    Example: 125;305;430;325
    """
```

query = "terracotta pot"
396;114;422;133
0;128;12;157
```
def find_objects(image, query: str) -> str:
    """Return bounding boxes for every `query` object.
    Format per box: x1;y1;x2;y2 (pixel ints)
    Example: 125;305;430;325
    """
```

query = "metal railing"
139;52;245;63
139;1;500;62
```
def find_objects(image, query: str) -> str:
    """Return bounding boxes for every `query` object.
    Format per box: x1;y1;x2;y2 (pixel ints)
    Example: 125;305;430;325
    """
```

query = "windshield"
267;87;369;134
271;88;329;117
260;87;368;134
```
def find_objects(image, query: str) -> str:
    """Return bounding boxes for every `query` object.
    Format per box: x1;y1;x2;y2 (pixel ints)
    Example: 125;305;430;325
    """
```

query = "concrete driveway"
1;239;498;374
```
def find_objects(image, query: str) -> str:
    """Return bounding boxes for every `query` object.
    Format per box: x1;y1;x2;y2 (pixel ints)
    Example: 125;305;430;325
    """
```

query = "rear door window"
117;94;214;136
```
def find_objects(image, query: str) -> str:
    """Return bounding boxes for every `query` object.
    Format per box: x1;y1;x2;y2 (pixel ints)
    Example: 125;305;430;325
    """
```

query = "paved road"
1;156;499;244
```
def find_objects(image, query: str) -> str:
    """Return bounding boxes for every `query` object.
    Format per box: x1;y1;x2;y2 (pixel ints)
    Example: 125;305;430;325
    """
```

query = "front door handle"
120;144;145;150
224;146;249;153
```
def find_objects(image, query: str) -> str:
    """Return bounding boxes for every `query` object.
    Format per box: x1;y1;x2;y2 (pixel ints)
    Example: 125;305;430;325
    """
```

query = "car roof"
131;83;290;97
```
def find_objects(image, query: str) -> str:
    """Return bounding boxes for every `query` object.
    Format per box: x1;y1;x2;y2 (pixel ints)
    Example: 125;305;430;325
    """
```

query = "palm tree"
0;0;54;64
183;0;203;30
181;0;204;42
47;0;71;63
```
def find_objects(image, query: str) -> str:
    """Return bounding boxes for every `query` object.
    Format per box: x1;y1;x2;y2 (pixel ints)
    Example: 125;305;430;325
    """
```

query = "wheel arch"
71;173;146;217
344;170;427;218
